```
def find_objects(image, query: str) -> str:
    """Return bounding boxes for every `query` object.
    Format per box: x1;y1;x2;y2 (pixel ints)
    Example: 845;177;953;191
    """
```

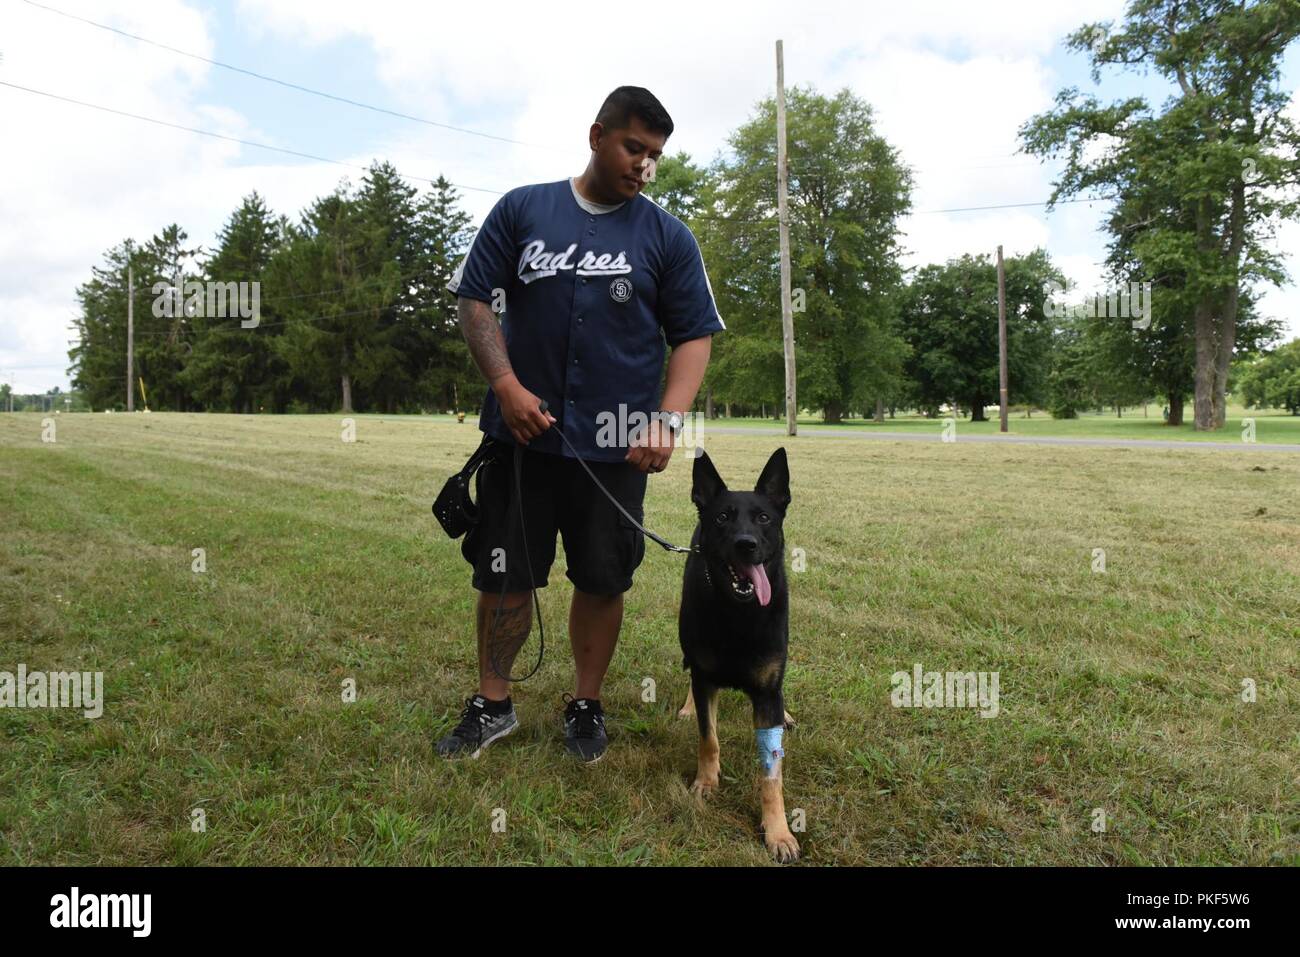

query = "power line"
128;263;448;318
0;79;1116;230
786;157;1044;175
125;245;466;306
911;197;1114;214
20;0;566;153
230;262;446;306
0;80;506;195
112;294;454;339
685;195;1114;225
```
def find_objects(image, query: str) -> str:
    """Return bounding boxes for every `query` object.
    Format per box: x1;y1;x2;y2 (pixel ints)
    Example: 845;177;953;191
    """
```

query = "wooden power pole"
126;263;135;412
776;39;796;437
996;244;1008;433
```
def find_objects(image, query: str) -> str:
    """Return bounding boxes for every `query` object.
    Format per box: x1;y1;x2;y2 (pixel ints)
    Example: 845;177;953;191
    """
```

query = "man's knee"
572;587;624;605
477;589;532;608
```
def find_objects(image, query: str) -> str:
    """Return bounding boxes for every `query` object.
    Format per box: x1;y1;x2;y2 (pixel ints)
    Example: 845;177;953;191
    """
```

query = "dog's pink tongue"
745;563;772;606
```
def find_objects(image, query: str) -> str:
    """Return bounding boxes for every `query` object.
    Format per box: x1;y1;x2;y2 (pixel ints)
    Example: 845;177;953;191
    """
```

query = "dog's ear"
754;447;790;514
691;448;727;510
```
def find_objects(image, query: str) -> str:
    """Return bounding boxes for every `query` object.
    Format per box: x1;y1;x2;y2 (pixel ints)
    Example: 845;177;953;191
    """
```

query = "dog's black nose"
734;535;759;557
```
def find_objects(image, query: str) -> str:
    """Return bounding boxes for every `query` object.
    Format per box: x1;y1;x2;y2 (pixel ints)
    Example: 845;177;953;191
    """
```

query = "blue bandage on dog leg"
755;726;785;777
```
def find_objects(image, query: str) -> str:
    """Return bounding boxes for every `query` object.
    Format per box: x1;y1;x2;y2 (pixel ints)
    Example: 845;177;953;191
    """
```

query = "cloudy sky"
2;0;1297;394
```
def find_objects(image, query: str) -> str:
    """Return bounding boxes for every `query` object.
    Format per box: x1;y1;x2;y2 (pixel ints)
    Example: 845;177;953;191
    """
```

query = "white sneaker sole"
469;718;518;759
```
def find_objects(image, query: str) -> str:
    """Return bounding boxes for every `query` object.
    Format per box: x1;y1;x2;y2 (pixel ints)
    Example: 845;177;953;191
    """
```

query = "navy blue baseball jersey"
447;178;725;462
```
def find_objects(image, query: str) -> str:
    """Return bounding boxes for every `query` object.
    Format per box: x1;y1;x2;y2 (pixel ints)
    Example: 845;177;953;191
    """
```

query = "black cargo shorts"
461;436;648;596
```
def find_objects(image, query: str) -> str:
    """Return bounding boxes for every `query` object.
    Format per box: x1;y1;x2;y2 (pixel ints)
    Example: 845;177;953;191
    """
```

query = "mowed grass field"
709;404;1300;444
1;412;1297;866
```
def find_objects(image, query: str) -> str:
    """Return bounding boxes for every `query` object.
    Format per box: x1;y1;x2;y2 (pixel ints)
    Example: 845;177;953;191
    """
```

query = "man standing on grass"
437;86;724;763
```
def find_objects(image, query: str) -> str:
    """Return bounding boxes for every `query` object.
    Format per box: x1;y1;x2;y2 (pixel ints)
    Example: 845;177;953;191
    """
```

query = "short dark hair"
595;86;674;138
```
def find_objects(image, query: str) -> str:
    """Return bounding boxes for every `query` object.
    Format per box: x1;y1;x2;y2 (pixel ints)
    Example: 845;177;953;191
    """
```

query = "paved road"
702;426;1300;452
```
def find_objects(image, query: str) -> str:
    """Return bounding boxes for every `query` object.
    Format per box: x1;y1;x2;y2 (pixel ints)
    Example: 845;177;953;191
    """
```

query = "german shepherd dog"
677;447;799;862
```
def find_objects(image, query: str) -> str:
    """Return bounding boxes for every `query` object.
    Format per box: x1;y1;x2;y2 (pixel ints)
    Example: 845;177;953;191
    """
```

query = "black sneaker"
561;693;608;763
435;694;518;759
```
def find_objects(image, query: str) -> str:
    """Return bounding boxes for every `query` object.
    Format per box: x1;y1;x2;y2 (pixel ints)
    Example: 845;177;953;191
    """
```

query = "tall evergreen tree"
69;226;202;411
181;193;289;412
354;162;420;413
273;179;401;412
412;175;474;412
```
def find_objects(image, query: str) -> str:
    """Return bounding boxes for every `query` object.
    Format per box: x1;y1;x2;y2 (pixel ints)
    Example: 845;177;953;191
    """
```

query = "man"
437;86;724;763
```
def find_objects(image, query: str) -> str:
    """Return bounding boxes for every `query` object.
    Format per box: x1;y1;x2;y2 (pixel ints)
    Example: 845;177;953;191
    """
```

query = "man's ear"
754;447;790;515
691;449;726;511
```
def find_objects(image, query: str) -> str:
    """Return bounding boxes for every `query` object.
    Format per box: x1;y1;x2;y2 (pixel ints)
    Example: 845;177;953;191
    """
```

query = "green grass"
706;403;1300;444
1;412;1297;865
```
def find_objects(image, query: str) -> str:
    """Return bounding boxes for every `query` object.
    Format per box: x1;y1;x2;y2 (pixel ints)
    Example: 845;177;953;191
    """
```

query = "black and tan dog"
677;447;799;862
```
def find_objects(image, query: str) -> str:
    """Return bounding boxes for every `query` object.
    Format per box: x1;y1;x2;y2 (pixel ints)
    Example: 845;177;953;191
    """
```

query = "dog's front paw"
689;776;718;798
764;827;801;863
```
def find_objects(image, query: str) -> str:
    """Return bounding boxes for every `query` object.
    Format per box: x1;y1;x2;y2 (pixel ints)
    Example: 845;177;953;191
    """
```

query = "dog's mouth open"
726;561;772;606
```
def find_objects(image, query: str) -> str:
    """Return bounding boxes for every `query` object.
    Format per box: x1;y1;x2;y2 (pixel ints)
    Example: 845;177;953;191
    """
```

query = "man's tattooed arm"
457;295;553;441
457;296;516;387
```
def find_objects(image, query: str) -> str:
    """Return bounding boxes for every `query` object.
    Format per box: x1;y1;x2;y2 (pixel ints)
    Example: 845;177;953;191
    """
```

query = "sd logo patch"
609;277;633;303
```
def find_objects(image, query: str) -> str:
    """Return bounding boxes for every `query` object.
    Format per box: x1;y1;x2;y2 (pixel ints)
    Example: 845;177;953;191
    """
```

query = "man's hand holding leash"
492;371;555;444
626;415;677;473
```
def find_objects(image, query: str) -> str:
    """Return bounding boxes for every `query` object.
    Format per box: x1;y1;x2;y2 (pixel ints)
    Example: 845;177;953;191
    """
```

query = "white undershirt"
569;177;625;215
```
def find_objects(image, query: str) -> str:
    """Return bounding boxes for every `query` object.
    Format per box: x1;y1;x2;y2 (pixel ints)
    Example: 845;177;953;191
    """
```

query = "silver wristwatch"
663;411;684;437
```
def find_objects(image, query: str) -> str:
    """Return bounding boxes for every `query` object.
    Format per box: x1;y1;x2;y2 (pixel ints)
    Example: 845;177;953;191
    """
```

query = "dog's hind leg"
750;689;800;863
678;684;695;719
688;674;720;797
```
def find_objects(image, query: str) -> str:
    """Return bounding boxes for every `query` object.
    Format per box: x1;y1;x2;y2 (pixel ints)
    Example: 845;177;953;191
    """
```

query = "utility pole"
997;244;1008;433
126;263;135;412
776;39;796;437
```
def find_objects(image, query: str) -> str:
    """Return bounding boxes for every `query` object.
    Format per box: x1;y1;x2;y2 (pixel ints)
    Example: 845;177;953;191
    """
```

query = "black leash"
485;401;696;683
486;443;545;682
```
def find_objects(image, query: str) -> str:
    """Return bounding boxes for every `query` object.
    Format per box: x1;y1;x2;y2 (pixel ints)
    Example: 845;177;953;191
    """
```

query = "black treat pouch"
432;434;498;539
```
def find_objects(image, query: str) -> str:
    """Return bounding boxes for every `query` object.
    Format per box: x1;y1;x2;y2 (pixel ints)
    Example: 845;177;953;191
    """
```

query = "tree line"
70;165;476;415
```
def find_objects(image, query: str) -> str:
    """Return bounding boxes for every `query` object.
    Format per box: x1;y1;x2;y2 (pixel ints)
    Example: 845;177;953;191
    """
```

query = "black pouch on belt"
432;433;497;539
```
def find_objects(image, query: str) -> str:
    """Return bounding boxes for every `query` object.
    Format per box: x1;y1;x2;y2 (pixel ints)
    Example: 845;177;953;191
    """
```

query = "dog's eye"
756;512;770;525
714;511;730;526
